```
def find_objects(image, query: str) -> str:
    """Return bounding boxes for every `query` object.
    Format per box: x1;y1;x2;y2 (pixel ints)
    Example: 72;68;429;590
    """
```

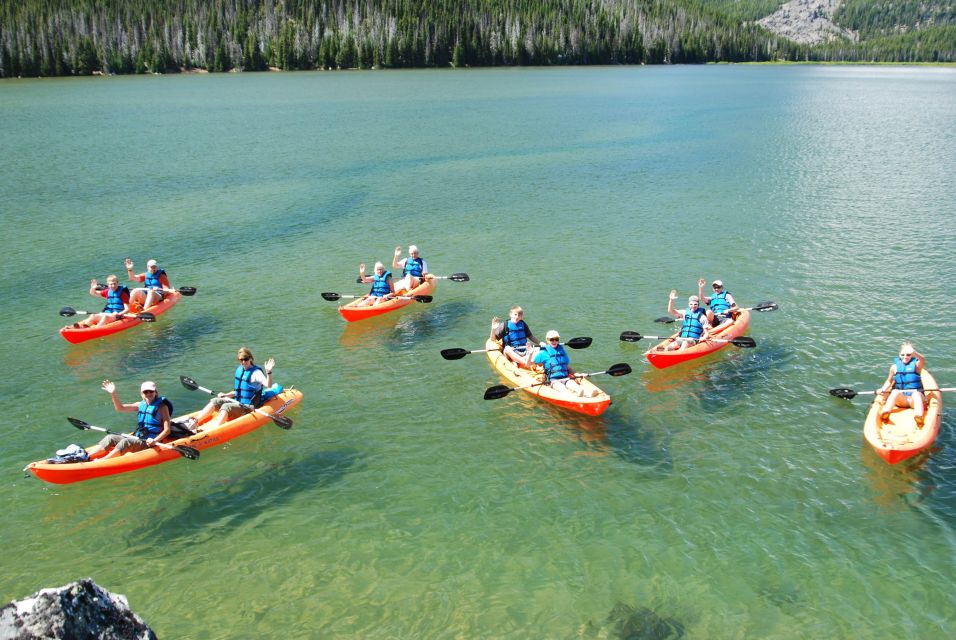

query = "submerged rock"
0;578;156;640
606;602;685;640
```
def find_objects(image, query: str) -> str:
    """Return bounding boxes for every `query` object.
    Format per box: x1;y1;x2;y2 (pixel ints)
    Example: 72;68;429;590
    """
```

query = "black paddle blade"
450;273;470;282
356;277;364;284
619;331;643;342
173;445;201;460
607;363;633;377
179;376;200;391
271;414;293;429
829;388;858;400
654;316;676;324
731;336;757;348
441;348;469;360
566;336;592;349
483;385;513;400
414;295;433;303
59;307;77;317
178;286;197;296
321;292;341;301
754;301;778;312
138;312;156;322
67;416;91;430
95;284;107;291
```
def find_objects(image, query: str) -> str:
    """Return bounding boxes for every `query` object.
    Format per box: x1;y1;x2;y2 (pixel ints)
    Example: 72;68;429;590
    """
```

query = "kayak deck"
485;338;611;416
27;388;303;484
59;291;183;344
645;309;751;369
338;276;436;322
863;370;941;465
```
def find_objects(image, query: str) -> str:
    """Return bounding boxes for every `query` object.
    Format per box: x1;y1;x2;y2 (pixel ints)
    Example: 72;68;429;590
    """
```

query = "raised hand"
125;257;134;270
101;380;116;394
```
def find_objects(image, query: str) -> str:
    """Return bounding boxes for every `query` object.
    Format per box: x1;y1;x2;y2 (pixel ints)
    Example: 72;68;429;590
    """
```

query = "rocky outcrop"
758;0;858;45
0;579;156;640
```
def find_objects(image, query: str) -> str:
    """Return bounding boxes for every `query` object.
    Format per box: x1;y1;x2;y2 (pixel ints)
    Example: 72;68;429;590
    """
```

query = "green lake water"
1;65;955;638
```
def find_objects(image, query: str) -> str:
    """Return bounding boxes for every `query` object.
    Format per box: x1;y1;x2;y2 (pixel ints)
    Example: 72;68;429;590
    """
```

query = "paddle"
483;362;632;400
59;307;156;322
96;284;197;296
179;376;293;429
355;273;469;284
321;292;433;303
67;417;199;460
619;331;756;348
441;336;593;361
829;387;956;400
654;301;778;323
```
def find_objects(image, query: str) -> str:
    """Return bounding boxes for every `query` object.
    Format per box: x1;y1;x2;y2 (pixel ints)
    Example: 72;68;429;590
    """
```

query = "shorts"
714;313;732;324
96;433;148;453
211;397;252;419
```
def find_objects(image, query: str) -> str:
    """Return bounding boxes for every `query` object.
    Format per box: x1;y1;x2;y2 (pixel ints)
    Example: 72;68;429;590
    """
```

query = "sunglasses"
899;352;914;358
142;389;156;394
239;357;252;362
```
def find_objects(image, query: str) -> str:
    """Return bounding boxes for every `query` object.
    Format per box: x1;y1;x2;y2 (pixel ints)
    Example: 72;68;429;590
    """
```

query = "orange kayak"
27;388;303;484
59;291;183;344
645;309;750;369
863;369;941;465
338;276;436;322
485;338;611;416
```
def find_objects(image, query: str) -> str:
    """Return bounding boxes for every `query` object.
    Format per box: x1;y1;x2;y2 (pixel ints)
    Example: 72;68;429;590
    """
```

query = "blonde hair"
374;262;385;271
510;305;523;314
106;275;119;284
237;347;254;361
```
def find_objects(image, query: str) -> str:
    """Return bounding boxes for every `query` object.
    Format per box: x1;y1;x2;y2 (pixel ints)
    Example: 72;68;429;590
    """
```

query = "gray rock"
0;579;156;640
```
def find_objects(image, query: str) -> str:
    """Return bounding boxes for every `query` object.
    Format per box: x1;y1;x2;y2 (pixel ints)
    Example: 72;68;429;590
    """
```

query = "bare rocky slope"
758;0;858;44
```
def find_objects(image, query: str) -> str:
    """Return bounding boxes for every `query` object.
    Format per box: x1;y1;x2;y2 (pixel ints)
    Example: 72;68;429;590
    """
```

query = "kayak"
863;369;941;465
485;338;611;416
59;291;183;344
26;388;303;485
645;309;751;369
338;276;436;322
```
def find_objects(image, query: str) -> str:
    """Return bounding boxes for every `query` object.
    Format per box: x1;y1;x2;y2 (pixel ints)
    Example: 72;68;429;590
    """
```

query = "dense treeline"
0;0;953;78
833;0;956;38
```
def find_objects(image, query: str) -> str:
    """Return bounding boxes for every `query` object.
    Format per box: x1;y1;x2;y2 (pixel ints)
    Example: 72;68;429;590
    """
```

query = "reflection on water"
387;301;479;351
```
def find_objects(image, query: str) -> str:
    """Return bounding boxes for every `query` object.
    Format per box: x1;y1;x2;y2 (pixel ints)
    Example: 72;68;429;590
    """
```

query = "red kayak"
59;292;182;344
645;309;751;369
338;276;436;322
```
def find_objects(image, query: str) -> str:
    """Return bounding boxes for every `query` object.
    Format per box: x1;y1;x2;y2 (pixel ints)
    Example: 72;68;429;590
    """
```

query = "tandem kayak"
337;276;436;322
485;339;611;416
645;309;751;369
59;291;183;344
863;370;941;465
27;388;303;484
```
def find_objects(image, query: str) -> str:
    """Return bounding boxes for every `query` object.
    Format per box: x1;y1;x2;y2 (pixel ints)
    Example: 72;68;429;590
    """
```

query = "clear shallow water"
1;65;955;638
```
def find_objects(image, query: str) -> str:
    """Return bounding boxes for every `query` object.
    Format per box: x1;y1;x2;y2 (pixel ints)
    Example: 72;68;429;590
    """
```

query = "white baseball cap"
146;259;158;268
140;381;157;392
545;330;560;340
712;280;723;287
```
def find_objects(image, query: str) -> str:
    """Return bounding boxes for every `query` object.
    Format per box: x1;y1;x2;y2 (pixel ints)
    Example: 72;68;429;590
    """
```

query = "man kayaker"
698;278;738;330
533;330;598;397
356;261;394;306
125;257;172;311
491;306;540;368
76;275;130;327
877;342;926;425
191;347;275;429
392;245;429;294
87;380;172;461
665;290;711;351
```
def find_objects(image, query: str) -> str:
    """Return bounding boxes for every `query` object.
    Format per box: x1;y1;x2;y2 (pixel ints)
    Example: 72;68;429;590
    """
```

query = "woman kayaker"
665;290;711;351
491;306;540;368
125;257;172;311
533;330;598;397
75;275;130;328
191;347;275;429
698;278;738;330
392;245;429;294
877;342;926;425
356;262;394;306
87;380;172;461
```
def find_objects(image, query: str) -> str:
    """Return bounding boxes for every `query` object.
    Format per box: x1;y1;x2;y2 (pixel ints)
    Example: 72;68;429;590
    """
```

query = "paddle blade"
321;292;341;301
607;363;633;377
67;416;91;430
619;331;643;343
271;414;293;429
654;316;676;324
59;307;77;317
566;336;592;349
178;286;197;296
441;348;469;360
731;336;757;348
483;385;513;400
829;388;858;400
414;295;433;303
174;445;200;460
754;301;778;312
356;277;363;284
138;312;156;322
95;284;106;291
450;273;470;282
179;376;200;391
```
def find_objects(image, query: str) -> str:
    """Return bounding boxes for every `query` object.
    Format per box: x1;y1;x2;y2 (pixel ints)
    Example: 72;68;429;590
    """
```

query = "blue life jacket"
540;344;570;381
709;290;732;315
144;268;166;290
235;364;264;406
502;320;530;350
402;257;425;279
893;357;923;391
679;308;707;340
135;396;172;440
370;271;392;297
103;285;130;313
261;383;283;402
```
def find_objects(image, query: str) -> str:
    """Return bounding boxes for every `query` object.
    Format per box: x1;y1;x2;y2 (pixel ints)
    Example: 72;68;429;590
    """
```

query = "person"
533;330;598;397
665;290;711;351
86;380;172;461
490;306;540;368
75;275;130;327
392;245;429;293
698;278;738;330
125;257;172;310
190;347;275;430
877;342;926;425
356;262;394;306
